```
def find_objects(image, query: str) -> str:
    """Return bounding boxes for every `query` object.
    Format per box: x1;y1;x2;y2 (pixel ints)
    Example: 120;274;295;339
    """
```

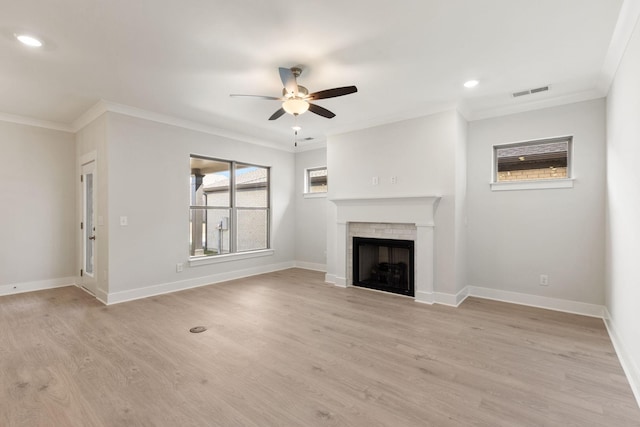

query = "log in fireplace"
352;237;415;297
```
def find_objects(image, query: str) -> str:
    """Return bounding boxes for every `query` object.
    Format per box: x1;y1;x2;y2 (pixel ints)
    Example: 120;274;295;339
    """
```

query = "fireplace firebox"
352;237;414;296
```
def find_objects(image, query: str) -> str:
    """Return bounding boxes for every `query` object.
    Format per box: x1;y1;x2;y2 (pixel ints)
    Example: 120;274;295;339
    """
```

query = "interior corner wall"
454;111;468;294
0;120;76;293
467;99;606;305
104;112;296;301
605;12;640;400
294;148;327;270
326;110;465;297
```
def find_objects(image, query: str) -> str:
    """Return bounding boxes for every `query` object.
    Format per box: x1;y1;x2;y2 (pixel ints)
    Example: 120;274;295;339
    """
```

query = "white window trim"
492;135;573;190
189;248;274;267
491;178;574;191
304;165;327;195
303;192;327;199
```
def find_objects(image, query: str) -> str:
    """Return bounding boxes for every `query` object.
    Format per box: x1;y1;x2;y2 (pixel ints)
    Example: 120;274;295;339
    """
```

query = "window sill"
303;192;327;199
491;178;574;191
189;249;274;267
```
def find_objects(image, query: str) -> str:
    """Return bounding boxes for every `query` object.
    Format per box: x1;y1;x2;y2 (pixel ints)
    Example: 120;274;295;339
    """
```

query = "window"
305;166;328;194
492;136;573;190
190;156;269;258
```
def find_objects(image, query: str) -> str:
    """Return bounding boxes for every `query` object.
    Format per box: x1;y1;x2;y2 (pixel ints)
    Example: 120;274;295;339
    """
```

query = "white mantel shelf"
330;195;441;227
330;194;441;304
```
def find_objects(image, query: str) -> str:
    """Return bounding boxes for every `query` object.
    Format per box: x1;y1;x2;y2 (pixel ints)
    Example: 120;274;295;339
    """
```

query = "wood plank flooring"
1;268;638;426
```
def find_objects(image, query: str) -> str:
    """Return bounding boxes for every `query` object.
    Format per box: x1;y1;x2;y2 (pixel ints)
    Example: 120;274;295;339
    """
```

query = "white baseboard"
467;286;605;318
104;261;295;305
0;276;75;297
603;307;640;408
324;273;336;285
415;287;469;307
294;261;326;272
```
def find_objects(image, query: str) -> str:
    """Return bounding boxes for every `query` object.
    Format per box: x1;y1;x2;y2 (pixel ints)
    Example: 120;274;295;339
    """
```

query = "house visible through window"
305;166;328;193
190;156;269;257
494;136;572;183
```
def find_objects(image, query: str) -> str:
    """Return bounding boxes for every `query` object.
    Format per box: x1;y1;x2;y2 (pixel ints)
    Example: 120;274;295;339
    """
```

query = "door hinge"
80;269;84;277
80;221;83;230
80;175;83;183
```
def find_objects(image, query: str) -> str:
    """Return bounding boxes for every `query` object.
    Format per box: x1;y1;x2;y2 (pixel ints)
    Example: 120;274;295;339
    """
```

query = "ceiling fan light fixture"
282;98;309;115
15;34;43;47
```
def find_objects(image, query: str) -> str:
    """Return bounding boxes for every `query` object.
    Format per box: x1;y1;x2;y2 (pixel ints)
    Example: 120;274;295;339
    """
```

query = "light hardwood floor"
1;268;639;426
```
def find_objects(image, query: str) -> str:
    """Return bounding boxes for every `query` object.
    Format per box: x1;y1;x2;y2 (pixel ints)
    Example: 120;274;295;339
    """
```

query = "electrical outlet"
176;263;183;272
391;176;398;184
120;216;128;226
539;274;549;286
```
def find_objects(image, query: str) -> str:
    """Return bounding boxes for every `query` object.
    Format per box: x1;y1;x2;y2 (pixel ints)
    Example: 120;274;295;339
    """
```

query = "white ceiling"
0;0;628;149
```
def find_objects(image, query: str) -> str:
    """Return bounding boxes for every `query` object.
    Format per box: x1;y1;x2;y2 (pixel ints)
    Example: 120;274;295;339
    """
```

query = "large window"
494;136;572;183
190;156;269;257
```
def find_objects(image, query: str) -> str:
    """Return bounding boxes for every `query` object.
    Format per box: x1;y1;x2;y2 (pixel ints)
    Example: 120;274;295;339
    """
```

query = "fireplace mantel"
330;195;441;304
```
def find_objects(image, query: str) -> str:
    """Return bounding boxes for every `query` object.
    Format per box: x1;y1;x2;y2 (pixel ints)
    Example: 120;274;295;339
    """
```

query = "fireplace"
330;196;440;304
353;237;415;297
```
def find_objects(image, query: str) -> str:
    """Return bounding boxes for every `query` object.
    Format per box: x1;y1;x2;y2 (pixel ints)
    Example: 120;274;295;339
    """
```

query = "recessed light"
292;126;302;132
463;80;479;88
16;34;43;47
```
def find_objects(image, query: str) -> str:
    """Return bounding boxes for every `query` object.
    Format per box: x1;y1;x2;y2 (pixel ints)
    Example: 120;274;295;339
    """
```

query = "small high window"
494;136;572;183
305;166;328;194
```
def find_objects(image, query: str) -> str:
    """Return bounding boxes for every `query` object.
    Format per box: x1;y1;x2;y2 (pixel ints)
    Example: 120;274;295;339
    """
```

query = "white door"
81;160;97;295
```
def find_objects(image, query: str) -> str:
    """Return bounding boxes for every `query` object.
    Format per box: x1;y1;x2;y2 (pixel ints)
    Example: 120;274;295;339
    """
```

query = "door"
81;160;97;295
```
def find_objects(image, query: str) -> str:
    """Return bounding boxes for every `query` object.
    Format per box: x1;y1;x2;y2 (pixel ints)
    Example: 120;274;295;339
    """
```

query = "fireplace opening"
352;237;414;297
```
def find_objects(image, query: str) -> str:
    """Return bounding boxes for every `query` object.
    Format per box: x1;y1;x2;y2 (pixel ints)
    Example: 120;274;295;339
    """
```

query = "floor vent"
512;85;550;98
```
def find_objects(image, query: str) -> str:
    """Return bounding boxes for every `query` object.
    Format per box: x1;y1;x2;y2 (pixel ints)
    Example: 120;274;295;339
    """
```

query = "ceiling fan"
230;67;357;120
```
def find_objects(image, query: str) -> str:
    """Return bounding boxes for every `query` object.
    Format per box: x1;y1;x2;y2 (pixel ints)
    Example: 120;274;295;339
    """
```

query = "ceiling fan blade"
308;103;336;119
307;86;357;101
230;94;281;100
279;67;298;96
268;108;286;121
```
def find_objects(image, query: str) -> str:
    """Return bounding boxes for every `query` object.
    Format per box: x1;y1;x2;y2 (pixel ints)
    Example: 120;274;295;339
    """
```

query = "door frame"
79;151;98;296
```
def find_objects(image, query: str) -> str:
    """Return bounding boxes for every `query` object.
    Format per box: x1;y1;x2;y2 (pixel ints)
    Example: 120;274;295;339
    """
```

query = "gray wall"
605;13;640;398
105;113;296;299
467;99;606;304
294;148;327;270
0;121;76;292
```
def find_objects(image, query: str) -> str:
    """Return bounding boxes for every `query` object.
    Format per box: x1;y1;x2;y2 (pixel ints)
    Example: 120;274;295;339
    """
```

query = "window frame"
304;165;328;197
491;136;574;191
189;155;271;263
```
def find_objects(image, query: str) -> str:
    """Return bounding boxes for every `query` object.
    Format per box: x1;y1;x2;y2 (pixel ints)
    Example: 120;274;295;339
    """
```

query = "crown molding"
0;112;73;132
598;0;640;94
72;100;293;152
465;89;604;122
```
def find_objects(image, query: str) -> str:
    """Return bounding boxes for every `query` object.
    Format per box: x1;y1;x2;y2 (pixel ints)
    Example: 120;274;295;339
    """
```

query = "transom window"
494;136;572;183
190;156;269;257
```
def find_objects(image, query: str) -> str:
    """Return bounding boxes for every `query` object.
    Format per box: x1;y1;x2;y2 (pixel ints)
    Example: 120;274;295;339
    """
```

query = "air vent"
512;85;550;98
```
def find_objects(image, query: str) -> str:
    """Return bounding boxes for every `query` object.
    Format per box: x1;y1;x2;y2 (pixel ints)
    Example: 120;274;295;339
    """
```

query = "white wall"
605;12;640;400
294;148;327;270
467;99;606;305
326;110;467;296
104;113;296;301
0;121;76;293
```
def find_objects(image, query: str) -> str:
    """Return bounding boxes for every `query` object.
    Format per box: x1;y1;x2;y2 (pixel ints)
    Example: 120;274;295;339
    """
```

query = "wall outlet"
372;176;379;186
391;176;398;184
176;263;184;273
539;274;549;286
120;216;128;226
